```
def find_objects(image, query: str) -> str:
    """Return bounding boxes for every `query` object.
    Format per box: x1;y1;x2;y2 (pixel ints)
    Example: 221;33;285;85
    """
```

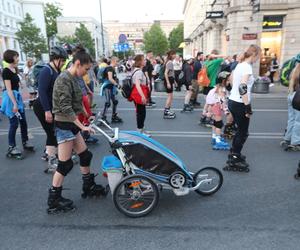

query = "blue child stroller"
91;119;223;218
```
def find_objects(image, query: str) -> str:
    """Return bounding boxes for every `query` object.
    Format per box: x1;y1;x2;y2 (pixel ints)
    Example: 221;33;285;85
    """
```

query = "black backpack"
121;69;140;99
292;89;300;111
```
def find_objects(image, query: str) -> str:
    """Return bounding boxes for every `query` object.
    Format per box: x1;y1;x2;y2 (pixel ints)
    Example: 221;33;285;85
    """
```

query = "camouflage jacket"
52;71;83;122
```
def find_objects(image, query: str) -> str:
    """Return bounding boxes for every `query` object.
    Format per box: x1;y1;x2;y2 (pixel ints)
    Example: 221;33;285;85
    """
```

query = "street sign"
119;34;127;44
114;43;130;52
206;11;224;19
242;33;258;40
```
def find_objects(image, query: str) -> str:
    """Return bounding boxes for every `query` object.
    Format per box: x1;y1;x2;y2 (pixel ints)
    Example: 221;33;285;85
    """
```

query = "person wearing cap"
190;52;204;107
206;71;232;150
181;55;194;112
33;46;68;173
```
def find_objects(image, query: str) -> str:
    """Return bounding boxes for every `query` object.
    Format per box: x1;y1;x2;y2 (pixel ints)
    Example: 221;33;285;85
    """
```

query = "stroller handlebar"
90;118;119;143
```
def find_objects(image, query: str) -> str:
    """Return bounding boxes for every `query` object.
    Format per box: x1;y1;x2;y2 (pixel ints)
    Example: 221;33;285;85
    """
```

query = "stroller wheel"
113;175;159;218
193;167;223;196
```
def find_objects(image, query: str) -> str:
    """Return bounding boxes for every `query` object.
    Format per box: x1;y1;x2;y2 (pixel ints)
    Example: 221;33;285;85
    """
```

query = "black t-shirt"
143;59;154;80
2;68;20;91
103;66;117;81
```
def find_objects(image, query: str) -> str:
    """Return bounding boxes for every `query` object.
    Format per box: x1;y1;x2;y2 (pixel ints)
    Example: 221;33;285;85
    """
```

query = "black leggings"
135;103;146;129
102;88;118;117
228;100;250;155
33;99;57;147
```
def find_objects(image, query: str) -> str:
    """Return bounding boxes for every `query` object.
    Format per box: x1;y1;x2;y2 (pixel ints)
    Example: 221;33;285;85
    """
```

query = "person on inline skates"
163;50;177;119
1;50;34;159
100;57;123;124
280;63;300;151
33;46;68;172
47;48;107;214
224;44;261;172
181;55;194;112
206;71;231;150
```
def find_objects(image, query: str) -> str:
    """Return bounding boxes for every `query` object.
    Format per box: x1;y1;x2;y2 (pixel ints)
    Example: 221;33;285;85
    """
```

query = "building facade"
0;0;46;61
104;20;183;54
184;0;300;75
57;16;110;59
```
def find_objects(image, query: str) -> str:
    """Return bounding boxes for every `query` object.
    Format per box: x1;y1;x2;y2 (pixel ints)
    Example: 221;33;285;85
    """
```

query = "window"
18;7;21;16
13;5;16;14
2;0;5;11
7;2;10;13
4;17;7;26
10;19;12;28
13;40;17;49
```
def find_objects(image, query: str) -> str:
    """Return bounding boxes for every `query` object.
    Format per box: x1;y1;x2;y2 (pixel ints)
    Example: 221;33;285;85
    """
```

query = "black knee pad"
56;159;73;176
78;149;93;166
214;120;223;129
112;99;118;106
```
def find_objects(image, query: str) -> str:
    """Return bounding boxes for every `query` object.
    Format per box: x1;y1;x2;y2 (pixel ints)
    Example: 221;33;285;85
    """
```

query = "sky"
49;0;184;23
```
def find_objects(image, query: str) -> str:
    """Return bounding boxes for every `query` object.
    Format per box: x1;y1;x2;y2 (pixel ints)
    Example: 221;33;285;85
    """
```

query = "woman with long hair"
280;63;300;151
225;44;261;172
47;48;107;214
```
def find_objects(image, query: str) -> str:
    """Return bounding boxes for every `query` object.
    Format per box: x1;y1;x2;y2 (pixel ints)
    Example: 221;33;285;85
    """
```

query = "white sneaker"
138;129;151;137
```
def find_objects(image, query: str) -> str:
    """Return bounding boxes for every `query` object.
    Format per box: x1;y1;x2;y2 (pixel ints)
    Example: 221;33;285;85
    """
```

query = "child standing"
206;71;231;150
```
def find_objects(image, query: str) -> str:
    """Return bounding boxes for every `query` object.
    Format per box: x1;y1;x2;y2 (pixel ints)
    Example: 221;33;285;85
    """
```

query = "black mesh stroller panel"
122;143;182;176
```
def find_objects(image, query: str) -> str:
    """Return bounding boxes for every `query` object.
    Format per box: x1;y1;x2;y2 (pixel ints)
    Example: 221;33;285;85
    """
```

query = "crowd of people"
1;41;297;213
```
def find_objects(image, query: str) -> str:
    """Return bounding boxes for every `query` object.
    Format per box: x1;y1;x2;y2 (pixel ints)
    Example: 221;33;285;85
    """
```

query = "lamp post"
99;0;105;56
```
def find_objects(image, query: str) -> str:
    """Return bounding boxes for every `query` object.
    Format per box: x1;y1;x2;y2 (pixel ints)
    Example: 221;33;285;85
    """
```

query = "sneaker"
111;113;123;123
163;109;176;119
138;128;151;137
85;136;99;144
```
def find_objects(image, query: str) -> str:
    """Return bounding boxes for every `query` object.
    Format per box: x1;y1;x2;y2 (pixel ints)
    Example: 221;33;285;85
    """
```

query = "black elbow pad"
239;83;248;96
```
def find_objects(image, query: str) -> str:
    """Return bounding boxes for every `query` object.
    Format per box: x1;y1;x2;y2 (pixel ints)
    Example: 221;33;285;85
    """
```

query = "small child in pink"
206;71;231;150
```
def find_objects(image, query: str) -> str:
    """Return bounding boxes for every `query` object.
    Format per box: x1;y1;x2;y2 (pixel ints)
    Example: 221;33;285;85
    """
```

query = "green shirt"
205;58;224;87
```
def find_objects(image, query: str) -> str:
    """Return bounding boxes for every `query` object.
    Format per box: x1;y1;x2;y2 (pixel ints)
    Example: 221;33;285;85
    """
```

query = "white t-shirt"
229;62;254;103
131;68;147;86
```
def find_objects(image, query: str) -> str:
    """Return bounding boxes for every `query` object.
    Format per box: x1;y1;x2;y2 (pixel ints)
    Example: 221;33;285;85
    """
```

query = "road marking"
0;130;283;139
97;108;287;112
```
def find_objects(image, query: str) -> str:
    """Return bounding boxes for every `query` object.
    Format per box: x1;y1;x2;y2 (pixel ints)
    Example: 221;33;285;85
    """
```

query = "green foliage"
44;2;62;39
168;23;184;54
57;23;95;58
57;35;77;45
143;24;169;55
15;13;48;59
74;23;95;58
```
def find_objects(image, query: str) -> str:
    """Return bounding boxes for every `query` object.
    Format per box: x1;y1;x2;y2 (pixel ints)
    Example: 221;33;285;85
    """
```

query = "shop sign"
206;11;224;19
242;33;258;40
263;16;284;30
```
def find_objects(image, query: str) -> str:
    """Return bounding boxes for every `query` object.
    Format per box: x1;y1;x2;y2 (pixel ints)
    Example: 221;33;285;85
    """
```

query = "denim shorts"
55;127;78;144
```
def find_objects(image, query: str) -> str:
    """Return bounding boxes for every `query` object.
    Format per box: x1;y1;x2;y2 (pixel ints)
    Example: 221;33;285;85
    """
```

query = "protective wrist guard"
245;104;253;115
239;83;248;96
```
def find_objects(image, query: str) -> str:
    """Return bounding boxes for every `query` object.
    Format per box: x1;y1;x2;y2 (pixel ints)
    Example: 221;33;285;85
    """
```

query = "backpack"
281;54;300;87
97;67;106;84
292;89;300;111
158;64;166;80
29;62;53;87
120;69;140;99
197;66;210;87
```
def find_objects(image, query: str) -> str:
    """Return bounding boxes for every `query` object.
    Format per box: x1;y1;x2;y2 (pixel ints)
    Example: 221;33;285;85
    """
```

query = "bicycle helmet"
216;71;231;84
62;43;74;54
50;46;68;60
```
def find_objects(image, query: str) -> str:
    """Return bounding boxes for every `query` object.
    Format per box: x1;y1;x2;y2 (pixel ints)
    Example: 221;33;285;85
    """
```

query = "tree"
168;23;184;54
143;24;169;55
15;13;48;59
57;35;77;45
44;2;62;41
74;23;95;57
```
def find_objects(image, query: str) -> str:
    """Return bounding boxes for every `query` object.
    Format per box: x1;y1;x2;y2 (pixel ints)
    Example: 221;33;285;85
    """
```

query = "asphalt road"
0;92;299;250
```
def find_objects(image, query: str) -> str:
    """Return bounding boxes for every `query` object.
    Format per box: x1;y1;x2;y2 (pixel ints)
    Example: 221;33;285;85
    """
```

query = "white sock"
216;136;221;143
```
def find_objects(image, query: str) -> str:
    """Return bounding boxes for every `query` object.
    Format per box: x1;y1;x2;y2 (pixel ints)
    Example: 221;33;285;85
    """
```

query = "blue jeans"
8;112;28;147
284;93;300;145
